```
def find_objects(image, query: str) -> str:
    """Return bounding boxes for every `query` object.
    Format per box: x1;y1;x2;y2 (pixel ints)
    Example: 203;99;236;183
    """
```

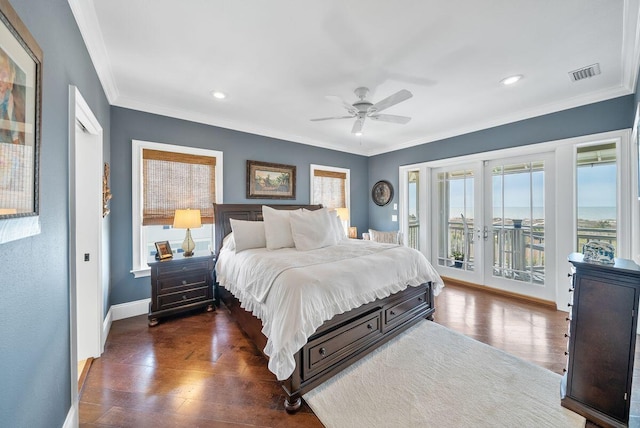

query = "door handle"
483;226;489;241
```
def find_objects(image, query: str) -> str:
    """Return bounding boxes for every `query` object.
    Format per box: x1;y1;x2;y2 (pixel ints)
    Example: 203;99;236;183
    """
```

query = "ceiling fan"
311;87;413;135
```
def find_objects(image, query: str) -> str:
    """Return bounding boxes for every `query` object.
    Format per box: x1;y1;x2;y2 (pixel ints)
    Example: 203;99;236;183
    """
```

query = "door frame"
482;151;556;301
68;86;104;420
429;161;484;285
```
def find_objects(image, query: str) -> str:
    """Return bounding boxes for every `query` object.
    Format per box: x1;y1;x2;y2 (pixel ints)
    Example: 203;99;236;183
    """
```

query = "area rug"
303;321;585;428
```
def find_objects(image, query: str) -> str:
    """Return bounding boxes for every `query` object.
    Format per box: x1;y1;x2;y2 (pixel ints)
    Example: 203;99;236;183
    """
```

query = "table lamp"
173;209;201;257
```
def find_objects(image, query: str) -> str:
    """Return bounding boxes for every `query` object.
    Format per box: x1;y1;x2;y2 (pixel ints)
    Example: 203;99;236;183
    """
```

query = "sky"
408;163;616;218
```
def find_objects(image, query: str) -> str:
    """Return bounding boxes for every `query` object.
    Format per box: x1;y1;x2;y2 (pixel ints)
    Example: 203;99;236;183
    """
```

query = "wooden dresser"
148;254;215;326
562;253;640;427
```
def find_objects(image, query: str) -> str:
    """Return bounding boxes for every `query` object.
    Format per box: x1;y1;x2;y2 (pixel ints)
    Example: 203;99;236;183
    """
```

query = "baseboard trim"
441;276;556;308
102;307;112;348
111;298;150;321
63;404;77;428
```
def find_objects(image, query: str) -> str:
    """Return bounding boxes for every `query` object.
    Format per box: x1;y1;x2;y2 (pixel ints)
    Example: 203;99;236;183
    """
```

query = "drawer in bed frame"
218;281;435;413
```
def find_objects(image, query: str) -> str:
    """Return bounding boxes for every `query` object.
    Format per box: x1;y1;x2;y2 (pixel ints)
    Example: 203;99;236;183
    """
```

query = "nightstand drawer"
156;271;209;293
158;286;209;310
156;259;210;276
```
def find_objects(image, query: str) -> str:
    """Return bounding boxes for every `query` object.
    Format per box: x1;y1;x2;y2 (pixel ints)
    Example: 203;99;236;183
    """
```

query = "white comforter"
215;239;444;380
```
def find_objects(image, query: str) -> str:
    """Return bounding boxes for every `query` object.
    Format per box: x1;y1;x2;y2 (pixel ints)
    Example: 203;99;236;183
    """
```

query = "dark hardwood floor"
80;282;639;427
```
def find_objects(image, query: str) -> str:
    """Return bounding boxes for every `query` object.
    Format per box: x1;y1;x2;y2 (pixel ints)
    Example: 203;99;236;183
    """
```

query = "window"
132;140;223;277
310;164;350;211
575;142;617;252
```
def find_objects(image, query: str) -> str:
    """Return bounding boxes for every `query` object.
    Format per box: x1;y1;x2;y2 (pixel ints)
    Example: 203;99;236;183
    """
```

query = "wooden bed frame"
213;203;435;412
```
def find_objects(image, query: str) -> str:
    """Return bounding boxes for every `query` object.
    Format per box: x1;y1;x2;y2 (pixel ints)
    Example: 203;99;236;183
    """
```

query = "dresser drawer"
157;286;209;310
303;311;381;379
156;271;209;294
384;289;429;329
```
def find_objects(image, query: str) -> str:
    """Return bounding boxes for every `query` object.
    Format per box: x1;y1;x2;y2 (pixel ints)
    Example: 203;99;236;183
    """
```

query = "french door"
430;152;555;300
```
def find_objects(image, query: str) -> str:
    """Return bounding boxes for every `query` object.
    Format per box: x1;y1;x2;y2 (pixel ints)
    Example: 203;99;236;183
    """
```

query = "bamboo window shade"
313;169;346;210
142;149;216;226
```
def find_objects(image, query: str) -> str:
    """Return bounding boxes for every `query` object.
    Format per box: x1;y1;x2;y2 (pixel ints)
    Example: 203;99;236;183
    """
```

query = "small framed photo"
246;160;296;199
154;241;173;260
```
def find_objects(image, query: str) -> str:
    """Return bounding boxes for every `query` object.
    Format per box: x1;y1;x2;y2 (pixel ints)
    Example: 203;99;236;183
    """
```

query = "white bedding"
215;239;444;380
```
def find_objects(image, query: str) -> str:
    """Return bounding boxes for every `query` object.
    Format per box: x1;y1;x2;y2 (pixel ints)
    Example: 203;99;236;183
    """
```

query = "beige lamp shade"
335;207;349;221
173;209;201;257
173;209;202;229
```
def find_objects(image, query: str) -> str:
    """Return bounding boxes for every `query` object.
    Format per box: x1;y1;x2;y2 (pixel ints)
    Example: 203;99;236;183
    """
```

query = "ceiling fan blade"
326;95;358;115
351;117;365;134
310;115;356;122
369;114;411;124
369;89;413;113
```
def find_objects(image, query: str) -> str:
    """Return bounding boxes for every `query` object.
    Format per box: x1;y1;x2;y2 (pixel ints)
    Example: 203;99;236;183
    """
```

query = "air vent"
569;63;601;82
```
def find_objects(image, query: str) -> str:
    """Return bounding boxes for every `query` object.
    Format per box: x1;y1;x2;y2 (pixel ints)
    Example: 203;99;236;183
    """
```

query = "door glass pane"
407;171;419;250
576;143;617;253
436;169;474;271
491;161;544;285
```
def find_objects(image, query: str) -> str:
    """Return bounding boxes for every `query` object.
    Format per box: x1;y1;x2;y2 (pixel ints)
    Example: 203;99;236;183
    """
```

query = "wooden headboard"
213;203;322;255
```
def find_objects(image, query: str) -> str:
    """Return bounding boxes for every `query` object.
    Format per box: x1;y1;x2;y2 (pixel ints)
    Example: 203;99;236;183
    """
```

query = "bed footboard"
218;282;435;413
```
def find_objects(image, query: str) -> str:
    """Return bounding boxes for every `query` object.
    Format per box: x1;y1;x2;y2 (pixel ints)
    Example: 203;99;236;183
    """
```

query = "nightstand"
148;254;215;326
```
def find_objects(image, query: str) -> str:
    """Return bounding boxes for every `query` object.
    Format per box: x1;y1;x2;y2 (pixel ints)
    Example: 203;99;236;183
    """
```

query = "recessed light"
355;132;363;137
500;75;523;86
211;91;226;99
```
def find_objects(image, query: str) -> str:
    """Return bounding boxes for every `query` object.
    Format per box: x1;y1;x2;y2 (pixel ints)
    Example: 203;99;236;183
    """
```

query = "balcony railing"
406;220;616;284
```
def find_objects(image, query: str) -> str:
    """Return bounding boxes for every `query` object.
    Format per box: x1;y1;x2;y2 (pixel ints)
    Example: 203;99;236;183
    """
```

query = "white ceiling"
69;0;640;156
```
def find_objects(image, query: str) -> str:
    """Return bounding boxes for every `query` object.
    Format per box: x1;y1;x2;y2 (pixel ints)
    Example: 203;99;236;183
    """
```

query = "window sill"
131;267;150;278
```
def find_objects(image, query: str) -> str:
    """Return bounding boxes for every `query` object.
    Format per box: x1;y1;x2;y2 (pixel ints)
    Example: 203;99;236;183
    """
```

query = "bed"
213;203;444;412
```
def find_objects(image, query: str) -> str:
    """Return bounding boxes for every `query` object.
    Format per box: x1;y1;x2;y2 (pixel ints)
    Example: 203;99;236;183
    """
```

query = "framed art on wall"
0;0;43;220
246;160;296;199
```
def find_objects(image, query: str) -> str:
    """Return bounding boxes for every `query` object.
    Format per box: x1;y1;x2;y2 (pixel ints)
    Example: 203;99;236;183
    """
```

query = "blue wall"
0;0;110;426
109;107;368;305
368;95;636;231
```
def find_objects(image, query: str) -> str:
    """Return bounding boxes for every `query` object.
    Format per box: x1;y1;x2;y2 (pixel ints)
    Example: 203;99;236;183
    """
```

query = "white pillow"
369;229;400;244
229;219;266;252
222;232;236;251
290;207;338;251
262;206;297;250
328;209;347;241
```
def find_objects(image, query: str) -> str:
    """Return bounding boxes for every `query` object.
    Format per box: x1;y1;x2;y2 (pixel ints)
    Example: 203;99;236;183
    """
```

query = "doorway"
68;86;104;413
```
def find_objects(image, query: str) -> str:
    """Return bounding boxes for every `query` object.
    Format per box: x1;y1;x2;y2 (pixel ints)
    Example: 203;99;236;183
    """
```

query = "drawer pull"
319;347;326;357
567;273;572;277
564;351;569;356
565;317;570;321
568;288;574;292
567;303;572;307
367;323;373;330
182;295;187;300
418;297;423;302
390;310;396;315
564;333;570;338
182;280;187;285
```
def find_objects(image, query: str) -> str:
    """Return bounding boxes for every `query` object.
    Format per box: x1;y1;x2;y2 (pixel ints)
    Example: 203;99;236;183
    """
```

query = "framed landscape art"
246;160;296;199
0;0;43;220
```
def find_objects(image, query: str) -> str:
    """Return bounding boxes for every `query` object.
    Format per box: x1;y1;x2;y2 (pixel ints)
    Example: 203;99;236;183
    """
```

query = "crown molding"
365;85;633;157
622;0;640;93
68;0;119;103
113;95;371;157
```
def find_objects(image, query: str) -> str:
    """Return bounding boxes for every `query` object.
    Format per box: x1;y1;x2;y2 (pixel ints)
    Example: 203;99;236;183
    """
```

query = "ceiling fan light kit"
311;87;413;135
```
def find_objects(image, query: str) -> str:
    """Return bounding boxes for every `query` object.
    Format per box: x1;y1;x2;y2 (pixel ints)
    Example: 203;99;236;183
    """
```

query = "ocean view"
447;206;616;221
